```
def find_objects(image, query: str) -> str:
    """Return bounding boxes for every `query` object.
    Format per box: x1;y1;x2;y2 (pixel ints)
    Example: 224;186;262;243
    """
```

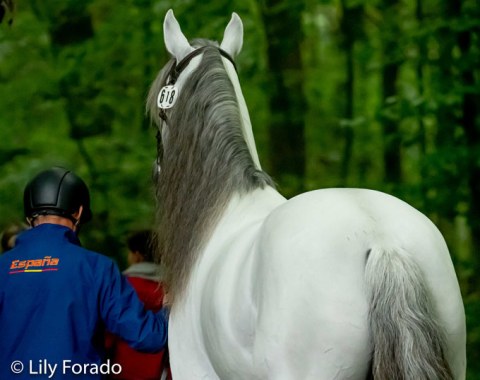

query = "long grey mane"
147;41;274;303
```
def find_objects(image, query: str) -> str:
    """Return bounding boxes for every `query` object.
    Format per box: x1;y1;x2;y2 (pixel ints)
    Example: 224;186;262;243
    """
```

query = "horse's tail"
365;246;453;380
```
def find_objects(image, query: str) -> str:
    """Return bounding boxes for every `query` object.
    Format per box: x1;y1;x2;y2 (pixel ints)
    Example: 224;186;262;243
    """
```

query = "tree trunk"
261;0;306;195
415;0;426;152
454;0;480;279
339;1;363;184
379;0;402;185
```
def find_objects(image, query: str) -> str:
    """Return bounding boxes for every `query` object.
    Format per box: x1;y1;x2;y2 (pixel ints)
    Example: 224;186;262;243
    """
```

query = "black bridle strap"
219;49;237;71
167;46;237;85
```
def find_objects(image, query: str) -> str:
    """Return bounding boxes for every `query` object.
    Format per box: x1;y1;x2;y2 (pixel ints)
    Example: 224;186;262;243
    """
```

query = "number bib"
157;85;178;109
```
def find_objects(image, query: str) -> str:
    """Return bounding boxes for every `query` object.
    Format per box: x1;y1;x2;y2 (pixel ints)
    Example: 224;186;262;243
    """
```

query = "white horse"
147;10;466;380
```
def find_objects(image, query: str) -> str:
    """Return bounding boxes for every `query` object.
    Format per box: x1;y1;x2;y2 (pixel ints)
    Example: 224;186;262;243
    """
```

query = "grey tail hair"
365;246;453;380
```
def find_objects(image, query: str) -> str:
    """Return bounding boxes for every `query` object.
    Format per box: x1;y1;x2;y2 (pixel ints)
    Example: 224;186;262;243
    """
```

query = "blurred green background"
1;0;479;377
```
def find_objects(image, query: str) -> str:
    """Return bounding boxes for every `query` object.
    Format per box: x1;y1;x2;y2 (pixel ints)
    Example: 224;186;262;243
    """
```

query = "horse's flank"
147;43;274;303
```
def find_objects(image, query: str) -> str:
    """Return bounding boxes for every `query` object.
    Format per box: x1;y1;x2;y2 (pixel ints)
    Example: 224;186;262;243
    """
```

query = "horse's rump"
251;188;465;379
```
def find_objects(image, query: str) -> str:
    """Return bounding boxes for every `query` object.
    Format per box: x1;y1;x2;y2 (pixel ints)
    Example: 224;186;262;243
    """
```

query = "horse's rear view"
147;10;466;379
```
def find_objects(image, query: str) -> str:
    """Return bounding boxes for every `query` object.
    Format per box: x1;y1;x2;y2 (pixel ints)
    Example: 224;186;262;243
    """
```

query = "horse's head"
147;10;243;170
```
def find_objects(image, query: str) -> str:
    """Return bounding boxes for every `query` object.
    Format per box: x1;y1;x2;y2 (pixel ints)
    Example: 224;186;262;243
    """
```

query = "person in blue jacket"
0;167;169;379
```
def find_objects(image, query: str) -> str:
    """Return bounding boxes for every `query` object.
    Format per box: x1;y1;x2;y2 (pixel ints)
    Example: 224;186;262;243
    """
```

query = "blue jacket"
0;224;168;379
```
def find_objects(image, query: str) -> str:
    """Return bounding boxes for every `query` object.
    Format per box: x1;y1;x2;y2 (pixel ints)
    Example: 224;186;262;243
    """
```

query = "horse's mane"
147;40;274;302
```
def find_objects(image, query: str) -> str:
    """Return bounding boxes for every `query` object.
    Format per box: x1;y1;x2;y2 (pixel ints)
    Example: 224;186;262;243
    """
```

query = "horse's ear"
163;9;194;62
220;12;243;58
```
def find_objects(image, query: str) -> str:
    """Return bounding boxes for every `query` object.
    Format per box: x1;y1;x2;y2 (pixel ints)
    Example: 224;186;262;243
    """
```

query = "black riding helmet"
23;167;92;224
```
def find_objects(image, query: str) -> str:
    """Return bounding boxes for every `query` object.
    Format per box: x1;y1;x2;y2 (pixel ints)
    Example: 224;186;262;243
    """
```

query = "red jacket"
106;263;171;380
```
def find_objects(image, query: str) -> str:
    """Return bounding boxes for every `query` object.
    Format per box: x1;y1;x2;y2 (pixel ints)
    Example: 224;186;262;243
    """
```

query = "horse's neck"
221;56;262;170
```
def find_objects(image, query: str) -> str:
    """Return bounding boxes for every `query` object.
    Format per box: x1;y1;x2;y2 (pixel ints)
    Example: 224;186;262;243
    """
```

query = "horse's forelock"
149;45;273;303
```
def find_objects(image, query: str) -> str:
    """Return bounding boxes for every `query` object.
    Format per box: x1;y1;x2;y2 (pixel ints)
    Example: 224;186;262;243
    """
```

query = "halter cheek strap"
158;46;237;121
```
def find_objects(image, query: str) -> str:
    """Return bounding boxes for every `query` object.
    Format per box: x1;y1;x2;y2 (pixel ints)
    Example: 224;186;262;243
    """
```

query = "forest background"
0;0;479;377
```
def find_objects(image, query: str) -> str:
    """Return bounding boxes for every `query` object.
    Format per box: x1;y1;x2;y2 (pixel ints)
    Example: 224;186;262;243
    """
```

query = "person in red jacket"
106;230;171;380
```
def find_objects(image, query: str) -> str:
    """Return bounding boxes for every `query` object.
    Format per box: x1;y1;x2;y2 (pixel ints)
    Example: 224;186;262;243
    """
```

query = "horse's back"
252;188;465;379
